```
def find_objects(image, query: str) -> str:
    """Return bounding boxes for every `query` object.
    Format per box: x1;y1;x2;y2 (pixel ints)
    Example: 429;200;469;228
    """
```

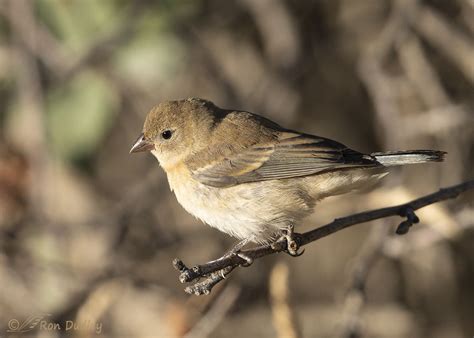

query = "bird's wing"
190;132;381;188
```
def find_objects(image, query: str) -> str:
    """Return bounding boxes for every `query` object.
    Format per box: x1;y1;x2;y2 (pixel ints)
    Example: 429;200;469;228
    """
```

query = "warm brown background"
0;0;473;337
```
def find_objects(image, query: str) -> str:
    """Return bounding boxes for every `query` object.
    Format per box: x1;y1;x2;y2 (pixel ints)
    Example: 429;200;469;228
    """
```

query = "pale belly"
165;166;386;243
166;171;314;243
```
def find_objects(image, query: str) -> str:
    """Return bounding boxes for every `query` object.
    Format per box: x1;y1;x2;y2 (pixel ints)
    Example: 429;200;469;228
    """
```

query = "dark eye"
161;130;173;140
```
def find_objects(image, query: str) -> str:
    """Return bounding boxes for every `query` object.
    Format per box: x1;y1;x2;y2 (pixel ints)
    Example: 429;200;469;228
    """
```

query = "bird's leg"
272;224;305;257
222;238;253;266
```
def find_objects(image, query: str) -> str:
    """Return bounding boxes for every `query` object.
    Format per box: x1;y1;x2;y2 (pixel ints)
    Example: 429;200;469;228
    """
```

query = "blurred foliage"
37;0;121;50
46;71;118;160
112;29;186;91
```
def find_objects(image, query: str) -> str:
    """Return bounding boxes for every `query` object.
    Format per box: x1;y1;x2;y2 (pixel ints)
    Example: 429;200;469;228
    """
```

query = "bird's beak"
130;133;154;154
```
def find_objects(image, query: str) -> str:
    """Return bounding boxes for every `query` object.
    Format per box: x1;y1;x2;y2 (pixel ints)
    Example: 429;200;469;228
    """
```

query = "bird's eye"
161;130;173;140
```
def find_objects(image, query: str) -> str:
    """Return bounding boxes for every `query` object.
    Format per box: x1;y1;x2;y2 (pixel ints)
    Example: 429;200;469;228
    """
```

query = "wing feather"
191;133;379;187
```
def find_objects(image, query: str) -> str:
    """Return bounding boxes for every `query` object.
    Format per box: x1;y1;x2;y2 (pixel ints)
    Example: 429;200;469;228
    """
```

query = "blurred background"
0;0;473;337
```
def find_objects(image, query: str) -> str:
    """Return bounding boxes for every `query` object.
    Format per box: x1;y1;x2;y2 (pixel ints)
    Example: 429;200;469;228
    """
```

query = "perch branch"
173;180;474;295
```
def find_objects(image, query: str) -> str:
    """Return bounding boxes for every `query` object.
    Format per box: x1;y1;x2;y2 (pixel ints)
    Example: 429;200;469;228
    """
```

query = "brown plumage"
130;98;445;245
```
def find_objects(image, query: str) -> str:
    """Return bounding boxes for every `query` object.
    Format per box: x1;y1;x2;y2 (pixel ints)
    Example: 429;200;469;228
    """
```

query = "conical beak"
130;133;154;154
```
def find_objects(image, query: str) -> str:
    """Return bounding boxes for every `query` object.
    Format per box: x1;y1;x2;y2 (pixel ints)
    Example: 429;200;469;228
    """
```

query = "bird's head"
130;98;217;169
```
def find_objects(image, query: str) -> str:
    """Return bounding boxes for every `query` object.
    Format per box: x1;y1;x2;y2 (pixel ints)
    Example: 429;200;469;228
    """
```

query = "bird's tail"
371;150;446;167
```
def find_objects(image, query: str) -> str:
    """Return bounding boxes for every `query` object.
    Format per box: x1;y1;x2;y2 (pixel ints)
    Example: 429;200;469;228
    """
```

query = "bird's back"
185;110;281;171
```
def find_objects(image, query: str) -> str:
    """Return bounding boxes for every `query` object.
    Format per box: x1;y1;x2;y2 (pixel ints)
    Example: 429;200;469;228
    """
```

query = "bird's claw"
287;238;305;256
224;250;253;267
222;239;254;267
282;233;305;256
273;226;305;257
236;252;254;266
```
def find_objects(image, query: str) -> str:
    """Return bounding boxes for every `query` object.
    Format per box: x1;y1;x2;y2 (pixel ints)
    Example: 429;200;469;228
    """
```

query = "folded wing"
191;132;380;188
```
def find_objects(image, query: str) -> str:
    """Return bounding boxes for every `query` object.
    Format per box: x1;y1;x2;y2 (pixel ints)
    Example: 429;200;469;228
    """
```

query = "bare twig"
173;180;474;295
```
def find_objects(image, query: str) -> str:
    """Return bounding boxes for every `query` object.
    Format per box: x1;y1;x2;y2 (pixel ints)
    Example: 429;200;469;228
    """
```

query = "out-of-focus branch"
397;33;450;108
357;0;417;149
59;0;145;82
187;27;300;125
0;1;70;74
412;6;474;83
461;0;474;34
238;0;301;70
184;285;240;338
270;262;302;338
0;0;145;82
174;180;474;295
396;29;468;182
358;57;400;149
338;225;391;338
7;0;49;215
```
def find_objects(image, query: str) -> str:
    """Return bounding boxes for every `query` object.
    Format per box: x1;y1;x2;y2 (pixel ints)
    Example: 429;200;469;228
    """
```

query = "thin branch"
173;179;474;295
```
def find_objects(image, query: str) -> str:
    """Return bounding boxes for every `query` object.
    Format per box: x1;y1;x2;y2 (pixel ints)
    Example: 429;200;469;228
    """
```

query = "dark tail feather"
371;150;446;167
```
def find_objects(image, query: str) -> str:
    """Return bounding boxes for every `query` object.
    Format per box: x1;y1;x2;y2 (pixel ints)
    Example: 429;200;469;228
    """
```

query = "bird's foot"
172;239;255;295
272;225;305;257
222;238;254;267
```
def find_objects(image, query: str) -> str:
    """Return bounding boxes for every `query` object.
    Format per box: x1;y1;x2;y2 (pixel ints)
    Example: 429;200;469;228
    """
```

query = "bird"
130;98;445;257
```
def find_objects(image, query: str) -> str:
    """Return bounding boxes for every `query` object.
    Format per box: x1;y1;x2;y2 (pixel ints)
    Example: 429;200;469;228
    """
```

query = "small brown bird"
130;98;444;256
